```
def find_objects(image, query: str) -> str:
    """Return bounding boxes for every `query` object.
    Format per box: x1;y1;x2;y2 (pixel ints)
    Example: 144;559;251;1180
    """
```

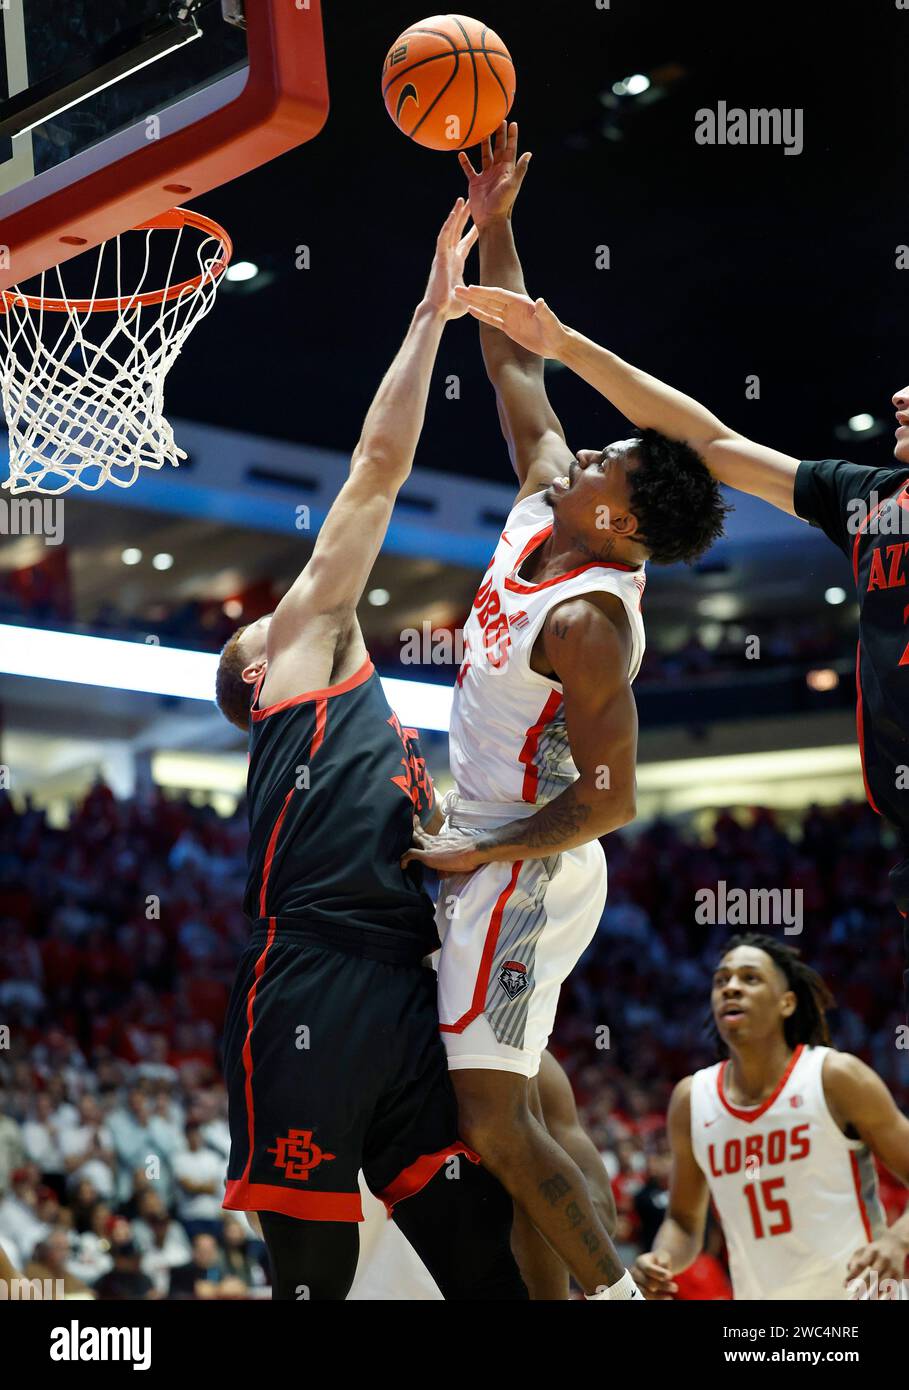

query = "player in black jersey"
456;281;909;1011
213;200;526;1300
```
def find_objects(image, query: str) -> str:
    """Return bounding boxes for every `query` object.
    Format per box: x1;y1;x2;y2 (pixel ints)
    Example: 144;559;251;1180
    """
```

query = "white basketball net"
0;218;229;494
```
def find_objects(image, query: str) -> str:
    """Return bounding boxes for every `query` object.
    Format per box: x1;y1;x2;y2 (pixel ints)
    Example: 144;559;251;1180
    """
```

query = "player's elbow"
350;446;413;491
595;795;636;837
612;795;637;831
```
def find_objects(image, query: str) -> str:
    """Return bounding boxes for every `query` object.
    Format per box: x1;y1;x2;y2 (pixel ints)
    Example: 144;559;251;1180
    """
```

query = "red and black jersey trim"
716;1044;804;1123
251;656;375;721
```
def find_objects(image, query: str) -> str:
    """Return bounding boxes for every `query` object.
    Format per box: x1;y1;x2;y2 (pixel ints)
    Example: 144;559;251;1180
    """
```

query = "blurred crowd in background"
1;555;852;686
0;784;906;1298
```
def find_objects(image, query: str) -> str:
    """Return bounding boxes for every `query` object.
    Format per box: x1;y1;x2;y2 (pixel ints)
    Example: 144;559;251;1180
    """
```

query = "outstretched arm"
455;285;801;516
461;123;573;500
267;201;477;670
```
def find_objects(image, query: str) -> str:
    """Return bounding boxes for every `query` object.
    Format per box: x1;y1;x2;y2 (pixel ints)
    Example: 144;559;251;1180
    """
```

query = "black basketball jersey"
795;458;909;840
243;656;439;954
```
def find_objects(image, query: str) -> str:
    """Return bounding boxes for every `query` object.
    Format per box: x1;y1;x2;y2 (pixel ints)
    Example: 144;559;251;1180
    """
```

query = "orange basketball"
382;15;516;152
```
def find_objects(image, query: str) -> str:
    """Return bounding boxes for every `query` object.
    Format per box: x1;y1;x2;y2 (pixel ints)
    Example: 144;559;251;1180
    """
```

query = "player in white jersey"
633;935;909;1301
405;125;728;1300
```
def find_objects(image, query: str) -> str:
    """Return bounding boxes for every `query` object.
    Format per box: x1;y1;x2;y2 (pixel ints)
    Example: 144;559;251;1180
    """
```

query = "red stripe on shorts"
440;860;523;1034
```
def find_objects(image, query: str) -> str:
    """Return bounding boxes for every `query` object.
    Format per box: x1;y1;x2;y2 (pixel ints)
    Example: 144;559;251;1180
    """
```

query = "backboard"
0;0;329;293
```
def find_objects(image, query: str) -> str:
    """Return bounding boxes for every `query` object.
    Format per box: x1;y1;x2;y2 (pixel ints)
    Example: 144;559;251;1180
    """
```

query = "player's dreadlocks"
709;932;835;1056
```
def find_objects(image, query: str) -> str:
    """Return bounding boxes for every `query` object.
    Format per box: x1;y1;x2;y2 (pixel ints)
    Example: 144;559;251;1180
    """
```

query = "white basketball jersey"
690;1045;885;1300
449;491;647;804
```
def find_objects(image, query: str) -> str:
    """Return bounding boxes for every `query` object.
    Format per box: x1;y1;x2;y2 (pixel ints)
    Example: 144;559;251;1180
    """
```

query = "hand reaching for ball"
459;120;532;228
423;197;479;321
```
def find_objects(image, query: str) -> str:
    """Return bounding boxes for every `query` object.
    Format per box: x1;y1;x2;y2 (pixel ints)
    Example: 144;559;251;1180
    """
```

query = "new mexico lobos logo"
268;1129;335;1182
499;960;528;1000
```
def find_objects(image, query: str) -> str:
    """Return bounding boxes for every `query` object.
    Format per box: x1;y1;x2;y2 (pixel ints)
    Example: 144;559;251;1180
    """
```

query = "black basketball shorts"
222;921;476;1221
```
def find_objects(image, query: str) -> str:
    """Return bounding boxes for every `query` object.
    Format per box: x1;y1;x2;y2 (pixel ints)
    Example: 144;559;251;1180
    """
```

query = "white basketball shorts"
434;797;608;1078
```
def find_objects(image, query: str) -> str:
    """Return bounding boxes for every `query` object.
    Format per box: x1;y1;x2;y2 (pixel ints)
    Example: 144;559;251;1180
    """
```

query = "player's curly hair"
627;429;731;565
215;626;252;732
709;933;835;1057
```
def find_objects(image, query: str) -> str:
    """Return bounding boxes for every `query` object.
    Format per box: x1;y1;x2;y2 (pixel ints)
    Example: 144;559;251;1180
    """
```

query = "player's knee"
259;1212;358;1302
455;1093;534;1173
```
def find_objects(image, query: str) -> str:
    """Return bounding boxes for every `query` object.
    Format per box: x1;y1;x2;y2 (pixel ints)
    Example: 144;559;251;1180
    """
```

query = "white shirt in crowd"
21;1119;65;1176
59;1125;116;1201
172;1147;225;1221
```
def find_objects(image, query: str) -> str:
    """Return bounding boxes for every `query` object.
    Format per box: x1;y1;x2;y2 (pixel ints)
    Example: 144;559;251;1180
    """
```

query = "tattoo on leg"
539;1173;571;1206
564;1200;584;1229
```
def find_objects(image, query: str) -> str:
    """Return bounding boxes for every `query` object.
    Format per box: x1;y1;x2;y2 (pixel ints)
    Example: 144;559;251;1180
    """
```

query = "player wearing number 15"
632;936;909;1301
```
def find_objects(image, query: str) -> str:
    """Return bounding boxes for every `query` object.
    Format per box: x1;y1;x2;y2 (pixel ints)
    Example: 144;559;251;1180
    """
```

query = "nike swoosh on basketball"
396;84;419;121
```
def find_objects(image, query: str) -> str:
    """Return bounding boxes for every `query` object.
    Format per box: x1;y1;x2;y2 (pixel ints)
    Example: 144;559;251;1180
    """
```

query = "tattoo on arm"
490;791;592;852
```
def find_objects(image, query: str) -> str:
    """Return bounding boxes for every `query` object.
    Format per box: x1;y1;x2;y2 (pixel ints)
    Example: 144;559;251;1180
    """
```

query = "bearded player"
633;935;909;1301
405;126;728;1299
214;200;526;1301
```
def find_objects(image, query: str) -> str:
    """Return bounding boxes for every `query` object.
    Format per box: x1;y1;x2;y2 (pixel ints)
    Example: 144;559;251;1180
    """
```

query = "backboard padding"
0;0;329;293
